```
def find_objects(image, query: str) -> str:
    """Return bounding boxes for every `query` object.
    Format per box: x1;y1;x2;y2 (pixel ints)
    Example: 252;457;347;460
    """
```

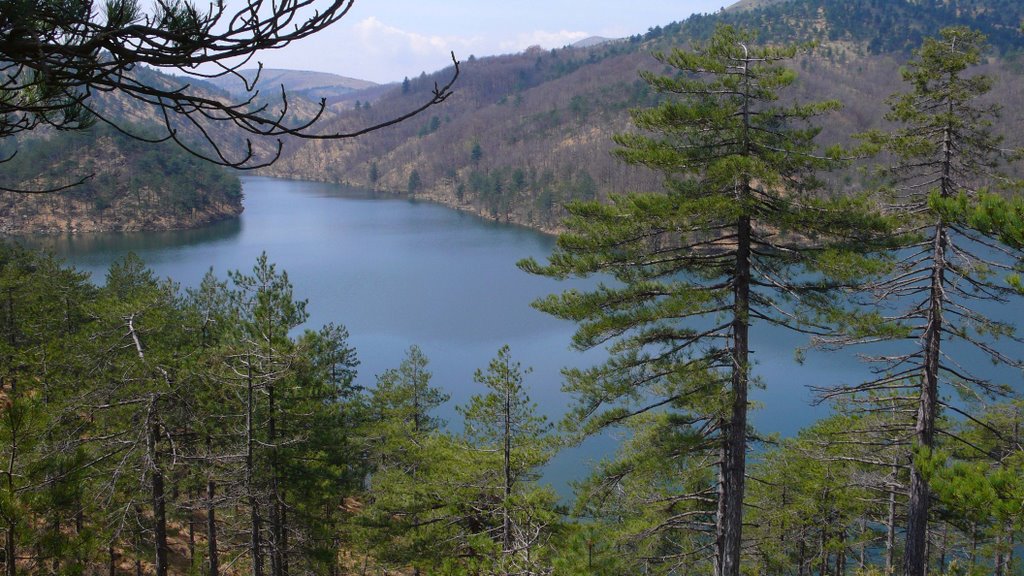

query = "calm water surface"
27;176;901;490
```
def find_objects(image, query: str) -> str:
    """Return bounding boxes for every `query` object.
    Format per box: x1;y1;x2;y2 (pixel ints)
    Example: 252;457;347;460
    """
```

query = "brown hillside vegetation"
264;35;1024;232
264;44;668;232
0;128;243;234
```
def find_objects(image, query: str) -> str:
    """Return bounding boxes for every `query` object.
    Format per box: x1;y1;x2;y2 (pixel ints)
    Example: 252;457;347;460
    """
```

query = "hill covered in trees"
263;0;1024;232
0;125;242;234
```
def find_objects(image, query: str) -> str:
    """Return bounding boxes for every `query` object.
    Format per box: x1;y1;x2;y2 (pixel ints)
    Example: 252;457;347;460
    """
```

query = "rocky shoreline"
0;193;243;235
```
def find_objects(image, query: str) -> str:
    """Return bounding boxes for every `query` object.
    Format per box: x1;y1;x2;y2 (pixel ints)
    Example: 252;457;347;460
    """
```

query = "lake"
23;176;931;490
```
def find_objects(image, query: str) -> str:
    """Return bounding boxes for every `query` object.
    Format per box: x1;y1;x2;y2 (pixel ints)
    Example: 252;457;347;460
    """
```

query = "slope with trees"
1;0;455;232
265;0;1024;235
0;124;243;234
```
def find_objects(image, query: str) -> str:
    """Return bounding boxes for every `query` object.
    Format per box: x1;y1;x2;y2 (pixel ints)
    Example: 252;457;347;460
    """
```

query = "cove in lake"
26;176;897;490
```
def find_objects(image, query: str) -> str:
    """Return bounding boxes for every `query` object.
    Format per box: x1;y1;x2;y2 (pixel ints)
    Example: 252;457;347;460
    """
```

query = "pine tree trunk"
150;422;169;576
938;522;948;574
4;520;14;576
269;382;283;576
969;522;978;570
819;528;828;576
247;360;264;576
4;373;16;576
188;487;196;563
1006;530;1015;576
994;532;1005;576
280;493;289;576
717;214;751;576
836;529;845;576
51;517;59;574
859;519;866;571
797;540;807;576
885;462;898;575
250;502;263;576
904;223;946;576
207;478;219;576
502;378;513;558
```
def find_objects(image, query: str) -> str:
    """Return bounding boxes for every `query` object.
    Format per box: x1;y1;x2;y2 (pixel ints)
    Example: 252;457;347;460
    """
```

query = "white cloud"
335;17;477;81
499;30;591;53
302;18;593;82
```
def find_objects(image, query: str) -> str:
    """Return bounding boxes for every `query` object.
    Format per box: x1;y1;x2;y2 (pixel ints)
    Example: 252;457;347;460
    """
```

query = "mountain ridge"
4;0;1022;236
260;0;1024;232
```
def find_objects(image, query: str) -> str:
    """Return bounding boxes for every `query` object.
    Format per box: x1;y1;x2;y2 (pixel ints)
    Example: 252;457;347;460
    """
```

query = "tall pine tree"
520;26;886;576
819;27;1024;576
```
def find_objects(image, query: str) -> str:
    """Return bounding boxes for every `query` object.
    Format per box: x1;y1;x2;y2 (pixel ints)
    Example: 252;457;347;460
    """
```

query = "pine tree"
520;25;886;576
359;346;452;574
926;401;1024;575
819;27;1024;576
83;254;191;576
458;345;556;575
745;411;895;575
227;253;310;576
279;323;362;575
0;244;94;576
184;269;238;576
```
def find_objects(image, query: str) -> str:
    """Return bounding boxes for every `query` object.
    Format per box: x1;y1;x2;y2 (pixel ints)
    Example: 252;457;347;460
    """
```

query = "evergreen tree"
820;27;1024;576
745;412;896;575
227;253;310;576
458;345;556;575
926;400;1024;575
84;254;192;576
280;323;362;575
0;244;95;575
521;25;885;576
359;346;453;574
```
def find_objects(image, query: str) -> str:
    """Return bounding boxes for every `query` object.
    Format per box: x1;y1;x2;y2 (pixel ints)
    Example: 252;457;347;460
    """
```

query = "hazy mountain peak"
571;36;616;48
206;68;378;98
726;0;793;12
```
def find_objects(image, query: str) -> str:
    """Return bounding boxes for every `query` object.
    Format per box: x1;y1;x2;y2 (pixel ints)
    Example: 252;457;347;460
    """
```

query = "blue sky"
251;1;730;83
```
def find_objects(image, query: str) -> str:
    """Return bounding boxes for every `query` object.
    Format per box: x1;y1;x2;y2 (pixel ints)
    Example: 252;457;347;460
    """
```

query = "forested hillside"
264;0;1024;232
0;125;242;234
0;64;339;234
705;0;1023;53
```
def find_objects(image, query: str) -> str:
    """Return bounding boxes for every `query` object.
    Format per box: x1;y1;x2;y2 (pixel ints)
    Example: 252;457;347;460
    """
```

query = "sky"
244;1;731;84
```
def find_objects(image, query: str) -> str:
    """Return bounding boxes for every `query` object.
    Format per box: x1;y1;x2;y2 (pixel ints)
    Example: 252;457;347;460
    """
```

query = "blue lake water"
26;175;1015;492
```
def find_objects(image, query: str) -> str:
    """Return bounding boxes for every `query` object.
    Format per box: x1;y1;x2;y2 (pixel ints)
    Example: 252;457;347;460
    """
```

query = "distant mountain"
680;0;1023;53
262;0;1024;232
571;36;616;48
725;0;791;12
205;68;379;109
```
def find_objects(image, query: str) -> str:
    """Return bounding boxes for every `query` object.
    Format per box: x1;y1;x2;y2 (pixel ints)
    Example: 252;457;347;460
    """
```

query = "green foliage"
822;28;1024;574
522;25;889;573
359;345;561;575
0;246;371;574
457;345;558;575
746;415;884;576
0;244;96;572
408;169;422;194
0;123;241;227
358;346;455;571
662;0;1023;56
